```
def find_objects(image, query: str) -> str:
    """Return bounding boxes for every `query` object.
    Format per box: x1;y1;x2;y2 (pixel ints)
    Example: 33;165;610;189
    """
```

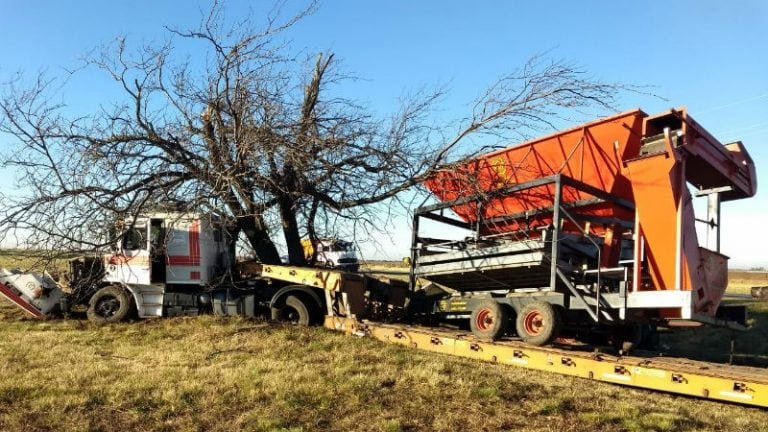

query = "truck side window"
122;227;147;250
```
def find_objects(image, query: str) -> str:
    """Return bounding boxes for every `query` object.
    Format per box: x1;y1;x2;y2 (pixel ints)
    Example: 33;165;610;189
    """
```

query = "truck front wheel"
87;285;133;324
271;294;317;326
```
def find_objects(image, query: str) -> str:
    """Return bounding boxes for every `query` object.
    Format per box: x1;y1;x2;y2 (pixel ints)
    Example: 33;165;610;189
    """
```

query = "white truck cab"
100;213;231;318
302;239;359;272
105;213;229;287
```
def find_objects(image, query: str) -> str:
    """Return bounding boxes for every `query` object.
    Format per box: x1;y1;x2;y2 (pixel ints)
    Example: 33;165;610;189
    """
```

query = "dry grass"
2;302;768;432
0;249;72;275
1;255;768;431
728;271;768;296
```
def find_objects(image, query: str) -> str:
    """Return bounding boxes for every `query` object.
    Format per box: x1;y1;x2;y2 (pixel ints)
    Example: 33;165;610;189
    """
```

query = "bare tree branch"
0;5;632;267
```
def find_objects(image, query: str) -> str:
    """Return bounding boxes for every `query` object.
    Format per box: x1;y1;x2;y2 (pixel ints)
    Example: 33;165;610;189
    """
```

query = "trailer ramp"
325;317;768;408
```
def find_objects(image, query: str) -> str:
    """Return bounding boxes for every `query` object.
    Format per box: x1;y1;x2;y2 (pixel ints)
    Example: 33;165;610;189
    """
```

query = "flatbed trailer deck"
252;263;768;409
325;317;768;408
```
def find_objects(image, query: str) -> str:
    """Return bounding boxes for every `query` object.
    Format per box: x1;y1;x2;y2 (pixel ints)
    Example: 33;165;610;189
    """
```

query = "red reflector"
190;271;201;280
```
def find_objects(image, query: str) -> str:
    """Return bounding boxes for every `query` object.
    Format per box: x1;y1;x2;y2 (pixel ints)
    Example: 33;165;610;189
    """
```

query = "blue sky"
0;1;766;267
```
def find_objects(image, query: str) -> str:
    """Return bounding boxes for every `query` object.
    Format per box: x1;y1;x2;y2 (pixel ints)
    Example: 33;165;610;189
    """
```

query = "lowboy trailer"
239;263;768;408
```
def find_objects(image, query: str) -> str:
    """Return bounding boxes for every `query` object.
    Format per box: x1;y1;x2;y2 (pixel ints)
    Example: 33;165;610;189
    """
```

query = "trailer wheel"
271;294;316;326
469;300;508;340
87;285;133;324
515;301;560;346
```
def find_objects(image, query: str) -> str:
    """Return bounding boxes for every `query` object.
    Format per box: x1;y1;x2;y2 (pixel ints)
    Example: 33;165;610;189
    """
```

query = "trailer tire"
271;294;316;326
515;301;560;346
87;285;133;324
469;299;508;340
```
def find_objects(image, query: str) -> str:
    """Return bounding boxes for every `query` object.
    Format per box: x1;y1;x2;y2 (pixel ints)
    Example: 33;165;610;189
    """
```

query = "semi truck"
1;211;398;326
2;107;767;407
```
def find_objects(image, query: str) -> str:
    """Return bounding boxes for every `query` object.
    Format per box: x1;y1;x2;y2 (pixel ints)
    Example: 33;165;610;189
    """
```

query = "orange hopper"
423;108;757;320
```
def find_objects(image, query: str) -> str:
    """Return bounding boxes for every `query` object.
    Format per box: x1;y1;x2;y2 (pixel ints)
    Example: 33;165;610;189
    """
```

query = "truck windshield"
331;242;352;252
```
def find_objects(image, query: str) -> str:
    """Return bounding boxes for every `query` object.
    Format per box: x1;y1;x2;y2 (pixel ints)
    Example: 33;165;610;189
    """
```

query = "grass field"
728;270;768;296
1;259;768;431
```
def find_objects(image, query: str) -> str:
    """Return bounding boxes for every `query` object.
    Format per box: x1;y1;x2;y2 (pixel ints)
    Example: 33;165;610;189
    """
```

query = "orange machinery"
421;108;756;323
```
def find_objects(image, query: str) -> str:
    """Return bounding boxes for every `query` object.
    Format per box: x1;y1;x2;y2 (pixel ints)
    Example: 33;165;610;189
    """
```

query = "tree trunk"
277;193;306;266
237;215;281;264
225;226;240;266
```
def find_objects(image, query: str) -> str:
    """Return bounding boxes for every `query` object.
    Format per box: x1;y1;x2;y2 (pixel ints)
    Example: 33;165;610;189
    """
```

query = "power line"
696;93;768;115
723;126;768;141
717;120;768;136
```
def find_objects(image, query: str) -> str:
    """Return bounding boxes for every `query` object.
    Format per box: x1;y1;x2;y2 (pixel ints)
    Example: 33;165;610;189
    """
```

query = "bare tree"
0;2;630;266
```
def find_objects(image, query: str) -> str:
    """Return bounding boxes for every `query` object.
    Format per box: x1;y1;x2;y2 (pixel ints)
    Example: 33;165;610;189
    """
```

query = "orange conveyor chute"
424;108;757;317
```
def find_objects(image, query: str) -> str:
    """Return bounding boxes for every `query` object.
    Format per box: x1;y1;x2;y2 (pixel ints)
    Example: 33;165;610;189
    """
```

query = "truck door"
110;222;151;285
150;219;167;284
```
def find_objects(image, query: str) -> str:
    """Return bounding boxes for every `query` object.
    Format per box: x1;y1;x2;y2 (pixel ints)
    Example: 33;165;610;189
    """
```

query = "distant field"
728;270;768;295
361;261;408;271
2;255;768;431
0;249;73;274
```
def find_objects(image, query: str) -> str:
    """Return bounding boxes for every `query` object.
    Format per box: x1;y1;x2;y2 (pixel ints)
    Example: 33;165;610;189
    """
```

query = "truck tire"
87;285;133;324
515;301;560;346
271;294;316;326
469;299;509;340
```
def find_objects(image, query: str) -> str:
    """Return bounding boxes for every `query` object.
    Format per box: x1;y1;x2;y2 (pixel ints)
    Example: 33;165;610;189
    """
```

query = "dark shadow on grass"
660;301;768;367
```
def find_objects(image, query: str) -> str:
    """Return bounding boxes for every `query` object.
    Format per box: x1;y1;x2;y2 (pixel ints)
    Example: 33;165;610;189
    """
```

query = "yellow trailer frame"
325;317;768;408
249;263;768;408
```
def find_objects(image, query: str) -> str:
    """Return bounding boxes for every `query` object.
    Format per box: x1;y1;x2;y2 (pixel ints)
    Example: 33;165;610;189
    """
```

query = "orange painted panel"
623;150;684;292
424;110;645;235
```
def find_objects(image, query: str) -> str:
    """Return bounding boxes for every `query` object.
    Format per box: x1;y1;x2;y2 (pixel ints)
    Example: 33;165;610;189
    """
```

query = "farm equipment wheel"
515;301;560;346
271;294;316;326
469;299;509;340
87;285;133;324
